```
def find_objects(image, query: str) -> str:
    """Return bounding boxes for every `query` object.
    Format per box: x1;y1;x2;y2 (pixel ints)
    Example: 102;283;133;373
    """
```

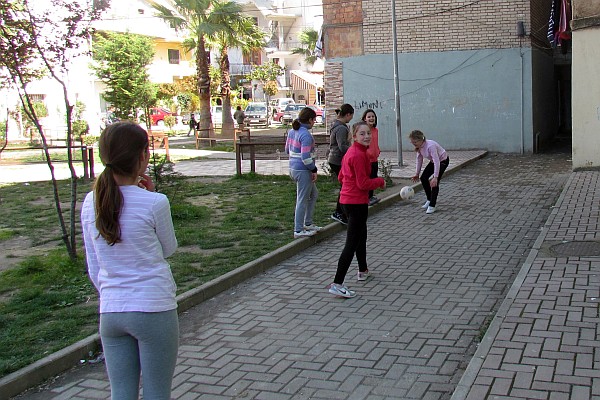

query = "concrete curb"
450;168;572;400
1;150;487;400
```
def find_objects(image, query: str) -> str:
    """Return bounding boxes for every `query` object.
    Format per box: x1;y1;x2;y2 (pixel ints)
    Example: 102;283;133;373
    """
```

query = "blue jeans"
290;169;318;232
100;310;179;400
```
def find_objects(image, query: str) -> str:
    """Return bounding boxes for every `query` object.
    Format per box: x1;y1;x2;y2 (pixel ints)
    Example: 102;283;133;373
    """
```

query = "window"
168;49;180;65
28;94;45;102
243;49;261;65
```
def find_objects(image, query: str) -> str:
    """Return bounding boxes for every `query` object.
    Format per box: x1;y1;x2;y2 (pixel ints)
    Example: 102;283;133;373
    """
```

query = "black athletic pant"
334;204;369;284
368;161;379;199
329;163;346;217
420;157;449;207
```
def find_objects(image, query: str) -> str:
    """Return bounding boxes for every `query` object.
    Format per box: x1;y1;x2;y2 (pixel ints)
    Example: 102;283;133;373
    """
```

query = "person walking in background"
81;121;179;400
285;107;321;238
328;121;386;298
362;109;381;206
328;103;354;225
187;113;196;136
409;129;450;214
233;105;246;128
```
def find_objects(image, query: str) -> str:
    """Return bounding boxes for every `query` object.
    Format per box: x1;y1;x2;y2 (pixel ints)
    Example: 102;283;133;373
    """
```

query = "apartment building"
321;0;574;154
236;0;324;105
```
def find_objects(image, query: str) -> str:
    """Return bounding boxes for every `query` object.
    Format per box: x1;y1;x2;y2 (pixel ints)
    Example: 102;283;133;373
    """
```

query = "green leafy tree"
291;28;319;65
174;76;198;112
247;62;285;125
21;100;48;142
0;0;107;260
207;2;266;134
0;120;7;152
158;83;178;100
137;81;159;131
91;32;157;123
150;0;220;136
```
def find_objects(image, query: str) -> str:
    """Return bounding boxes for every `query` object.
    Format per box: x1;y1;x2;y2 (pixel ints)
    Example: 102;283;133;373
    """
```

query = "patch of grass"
0;172;340;377
0;180;89;245
0;250;98;376
0;228;16;241
476;314;494;342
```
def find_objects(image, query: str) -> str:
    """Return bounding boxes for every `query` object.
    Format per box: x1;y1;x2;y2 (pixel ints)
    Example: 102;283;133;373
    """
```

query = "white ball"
400;186;415;200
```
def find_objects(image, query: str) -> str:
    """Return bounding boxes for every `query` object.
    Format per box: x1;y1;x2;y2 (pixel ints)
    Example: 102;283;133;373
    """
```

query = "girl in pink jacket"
328;121;386;298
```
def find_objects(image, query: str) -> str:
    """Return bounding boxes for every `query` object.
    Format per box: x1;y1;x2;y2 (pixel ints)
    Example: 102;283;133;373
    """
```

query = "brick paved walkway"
13;151;595;400
452;170;600;400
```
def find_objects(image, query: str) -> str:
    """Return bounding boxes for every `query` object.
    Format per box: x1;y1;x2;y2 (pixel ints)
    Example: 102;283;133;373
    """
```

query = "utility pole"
391;0;404;166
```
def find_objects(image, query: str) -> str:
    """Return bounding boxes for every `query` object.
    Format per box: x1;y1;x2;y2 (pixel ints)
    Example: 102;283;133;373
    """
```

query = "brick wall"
323;0;364;58
324;62;344;129
360;0;532;53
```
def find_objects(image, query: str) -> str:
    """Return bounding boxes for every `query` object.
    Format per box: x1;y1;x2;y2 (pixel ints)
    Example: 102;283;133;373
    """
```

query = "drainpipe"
520;49;525;154
517;20;525;154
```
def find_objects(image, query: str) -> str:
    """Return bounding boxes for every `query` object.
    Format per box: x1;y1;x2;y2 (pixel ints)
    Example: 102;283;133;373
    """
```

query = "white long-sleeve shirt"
81;185;178;313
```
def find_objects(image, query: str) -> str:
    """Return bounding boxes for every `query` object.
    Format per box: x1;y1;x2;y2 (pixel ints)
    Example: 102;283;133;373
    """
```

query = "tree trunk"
220;48;235;137
19;92;77;261
196;36;212;138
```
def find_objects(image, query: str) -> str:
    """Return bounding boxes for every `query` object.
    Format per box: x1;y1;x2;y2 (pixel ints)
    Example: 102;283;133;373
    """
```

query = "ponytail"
293;107;317;130
94;121;149;245
93;167;122;245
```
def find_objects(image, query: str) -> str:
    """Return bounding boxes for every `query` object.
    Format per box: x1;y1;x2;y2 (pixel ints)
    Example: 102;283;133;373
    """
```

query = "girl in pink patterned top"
409;130;449;214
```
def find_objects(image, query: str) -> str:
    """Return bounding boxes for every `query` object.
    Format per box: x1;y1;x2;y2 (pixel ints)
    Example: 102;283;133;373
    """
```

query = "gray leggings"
100;310;179;400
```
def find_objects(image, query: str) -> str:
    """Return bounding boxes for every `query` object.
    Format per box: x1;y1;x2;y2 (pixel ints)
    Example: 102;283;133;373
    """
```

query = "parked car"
150;107;173;126
307;105;324;124
270;97;295;122
281;104;307;124
244;102;268;127
272;108;285;123
211;105;235;126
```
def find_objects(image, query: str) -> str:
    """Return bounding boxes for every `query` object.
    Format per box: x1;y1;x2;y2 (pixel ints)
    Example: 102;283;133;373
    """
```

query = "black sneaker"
331;212;348;225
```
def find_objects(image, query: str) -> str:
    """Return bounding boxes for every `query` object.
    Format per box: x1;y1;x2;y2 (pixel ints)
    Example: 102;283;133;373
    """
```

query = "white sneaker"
426;206;436;214
304;224;322;232
294;230;316;238
421;200;430;209
357;270;371;281
328;283;356;298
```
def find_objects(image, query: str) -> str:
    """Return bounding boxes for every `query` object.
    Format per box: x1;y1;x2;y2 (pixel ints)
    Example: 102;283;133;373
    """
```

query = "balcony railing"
229;63;256;76
267;41;303;52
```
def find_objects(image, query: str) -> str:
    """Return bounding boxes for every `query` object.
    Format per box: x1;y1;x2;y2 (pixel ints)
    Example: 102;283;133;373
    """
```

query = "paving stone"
15;151;600;400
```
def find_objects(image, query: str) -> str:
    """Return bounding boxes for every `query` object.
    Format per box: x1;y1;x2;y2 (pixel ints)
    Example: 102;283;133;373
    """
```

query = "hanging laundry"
547;0;571;49
314;27;323;59
547;0;559;47
558;0;571;41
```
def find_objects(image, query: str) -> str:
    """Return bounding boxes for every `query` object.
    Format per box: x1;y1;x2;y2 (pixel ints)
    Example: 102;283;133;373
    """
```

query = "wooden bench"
148;132;170;161
235;130;329;175
194;125;238;149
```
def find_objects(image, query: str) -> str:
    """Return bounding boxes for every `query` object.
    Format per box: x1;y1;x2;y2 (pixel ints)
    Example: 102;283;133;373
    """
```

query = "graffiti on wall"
353;99;385;112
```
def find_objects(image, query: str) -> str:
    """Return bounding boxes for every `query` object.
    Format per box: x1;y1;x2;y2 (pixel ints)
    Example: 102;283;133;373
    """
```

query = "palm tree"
291;28;319;65
206;2;266;134
150;0;220;134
